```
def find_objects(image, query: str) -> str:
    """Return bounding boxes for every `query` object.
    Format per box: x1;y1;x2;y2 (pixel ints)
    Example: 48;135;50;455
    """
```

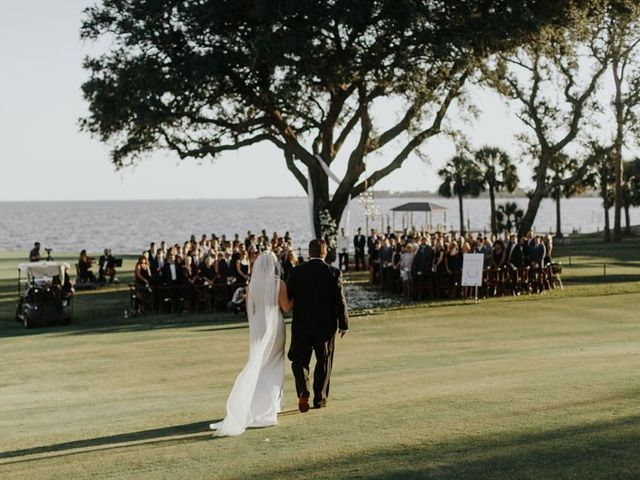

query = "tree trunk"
518;152;550;236
555;188;563;238
489;186;497;235
624;202;631;234
601;161;610;242
518;185;544;236
458;194;465;234
613;60;624;242
308;167;330;238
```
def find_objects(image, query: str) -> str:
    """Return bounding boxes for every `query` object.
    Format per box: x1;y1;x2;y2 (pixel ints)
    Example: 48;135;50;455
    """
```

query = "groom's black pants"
288;334;335;407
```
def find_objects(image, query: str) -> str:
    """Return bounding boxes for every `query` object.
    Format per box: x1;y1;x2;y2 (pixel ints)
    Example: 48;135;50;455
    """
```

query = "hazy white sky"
0;0;528;201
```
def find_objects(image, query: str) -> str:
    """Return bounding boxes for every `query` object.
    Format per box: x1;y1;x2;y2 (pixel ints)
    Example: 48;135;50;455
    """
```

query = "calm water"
0;197;636;254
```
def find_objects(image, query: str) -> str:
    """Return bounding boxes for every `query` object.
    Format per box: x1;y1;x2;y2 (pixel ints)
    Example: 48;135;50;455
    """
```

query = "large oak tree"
81;0;586;236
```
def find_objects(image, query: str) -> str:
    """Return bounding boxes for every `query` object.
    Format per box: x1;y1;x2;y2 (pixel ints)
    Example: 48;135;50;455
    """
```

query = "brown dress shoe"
298;393;310;413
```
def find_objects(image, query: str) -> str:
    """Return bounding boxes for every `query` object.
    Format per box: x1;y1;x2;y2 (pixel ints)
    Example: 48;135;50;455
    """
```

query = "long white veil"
247;251;282;321
212;251;285;436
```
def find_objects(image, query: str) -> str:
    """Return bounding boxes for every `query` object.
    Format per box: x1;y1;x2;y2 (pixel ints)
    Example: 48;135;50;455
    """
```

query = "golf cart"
15;262;73;328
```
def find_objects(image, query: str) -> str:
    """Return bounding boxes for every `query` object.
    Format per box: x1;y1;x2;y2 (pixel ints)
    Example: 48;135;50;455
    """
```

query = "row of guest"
365;229;556;299
132;232;299;312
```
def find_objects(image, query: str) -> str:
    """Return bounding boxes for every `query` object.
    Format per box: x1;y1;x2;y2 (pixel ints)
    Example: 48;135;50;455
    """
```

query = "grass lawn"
0;238;639;479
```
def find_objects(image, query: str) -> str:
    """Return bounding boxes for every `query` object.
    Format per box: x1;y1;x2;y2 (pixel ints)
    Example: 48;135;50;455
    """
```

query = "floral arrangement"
317;208;338;261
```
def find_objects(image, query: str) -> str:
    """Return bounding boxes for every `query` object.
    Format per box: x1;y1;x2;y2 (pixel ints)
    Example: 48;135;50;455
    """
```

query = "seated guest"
529;236;546;269
98;248;119;284
183;256;196;283
227;286;247;315
78;250;97;283
491;240;506;268
507;235;524;269
29;242;41;262
200;255;216;283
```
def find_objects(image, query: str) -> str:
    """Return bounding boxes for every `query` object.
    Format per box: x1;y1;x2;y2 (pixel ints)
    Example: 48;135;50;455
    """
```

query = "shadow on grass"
0;313;250;338
236;414;640;480
0;420;220;464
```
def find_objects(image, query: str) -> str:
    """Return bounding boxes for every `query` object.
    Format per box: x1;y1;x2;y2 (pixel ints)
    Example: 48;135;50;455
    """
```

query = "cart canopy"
17;262;70;281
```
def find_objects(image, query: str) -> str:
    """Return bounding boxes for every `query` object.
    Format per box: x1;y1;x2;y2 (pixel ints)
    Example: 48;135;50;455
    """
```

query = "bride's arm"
279;280;293;313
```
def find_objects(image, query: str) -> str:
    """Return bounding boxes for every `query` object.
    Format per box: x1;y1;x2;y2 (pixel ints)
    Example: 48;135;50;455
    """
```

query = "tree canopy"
81;0;587;236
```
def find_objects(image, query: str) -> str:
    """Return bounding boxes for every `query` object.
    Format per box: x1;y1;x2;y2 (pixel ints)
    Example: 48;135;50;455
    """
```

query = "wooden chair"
549;262;564;290
194;284;212;313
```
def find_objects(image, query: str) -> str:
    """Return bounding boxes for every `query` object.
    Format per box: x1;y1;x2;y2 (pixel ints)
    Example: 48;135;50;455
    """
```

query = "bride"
210;251;293;436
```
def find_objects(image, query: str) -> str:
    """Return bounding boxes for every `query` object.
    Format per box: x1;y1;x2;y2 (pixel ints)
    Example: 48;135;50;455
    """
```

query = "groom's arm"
334;270;349;334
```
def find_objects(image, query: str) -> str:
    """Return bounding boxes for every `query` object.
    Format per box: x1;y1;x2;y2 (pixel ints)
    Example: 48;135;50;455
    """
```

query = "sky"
0;0;528;202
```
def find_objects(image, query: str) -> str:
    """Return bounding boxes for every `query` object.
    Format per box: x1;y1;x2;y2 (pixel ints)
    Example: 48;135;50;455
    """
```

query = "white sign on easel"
461;253;484;303
461;253;484;286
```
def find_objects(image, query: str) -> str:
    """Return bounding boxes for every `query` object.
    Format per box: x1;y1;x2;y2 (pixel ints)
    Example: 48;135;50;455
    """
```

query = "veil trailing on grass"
211;251;285;436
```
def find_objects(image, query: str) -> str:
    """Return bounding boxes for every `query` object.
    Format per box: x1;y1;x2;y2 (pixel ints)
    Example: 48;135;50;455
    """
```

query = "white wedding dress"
210;252;285;436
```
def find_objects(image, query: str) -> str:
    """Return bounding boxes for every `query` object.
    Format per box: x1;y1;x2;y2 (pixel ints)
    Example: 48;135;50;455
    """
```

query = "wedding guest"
153;250;166;282
60;265;74;301
29;242;41;262
337;227;350;272
282;250;297;281
162;253;185;285
543;234;554;265
529;236;546;269
507;235;524;269
216;250;234;283
236;249;251;284
369;239;381;285
411;236;433;299
135;255;152;290
98;248;118;284
445;241;463;298
492;240;506;267
353;227;366;271
400;243;416;299
201;255;216;283
183;256;195;283
227;286;247;315
148;241;157;261
78;250;97;283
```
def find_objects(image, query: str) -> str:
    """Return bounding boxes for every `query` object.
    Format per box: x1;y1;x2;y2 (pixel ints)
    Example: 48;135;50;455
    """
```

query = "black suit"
216;258;233;282
287;258;349;408
161;262;185;285
353;234;366;270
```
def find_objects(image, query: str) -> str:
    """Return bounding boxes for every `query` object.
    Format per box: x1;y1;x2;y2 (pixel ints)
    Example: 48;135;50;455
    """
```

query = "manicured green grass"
1;289;639;479
0;241;639;479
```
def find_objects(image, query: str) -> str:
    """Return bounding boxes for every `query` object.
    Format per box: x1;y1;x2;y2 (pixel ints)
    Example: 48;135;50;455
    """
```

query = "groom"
287;238;349;412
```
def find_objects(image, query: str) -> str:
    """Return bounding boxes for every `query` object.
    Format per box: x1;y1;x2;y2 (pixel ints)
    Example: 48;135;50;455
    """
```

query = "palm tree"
474;146;519;235
495;202;524;233
438;154;482;234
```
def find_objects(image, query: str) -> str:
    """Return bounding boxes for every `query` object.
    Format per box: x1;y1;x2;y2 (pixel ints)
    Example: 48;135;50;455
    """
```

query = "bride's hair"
247;251;281;314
